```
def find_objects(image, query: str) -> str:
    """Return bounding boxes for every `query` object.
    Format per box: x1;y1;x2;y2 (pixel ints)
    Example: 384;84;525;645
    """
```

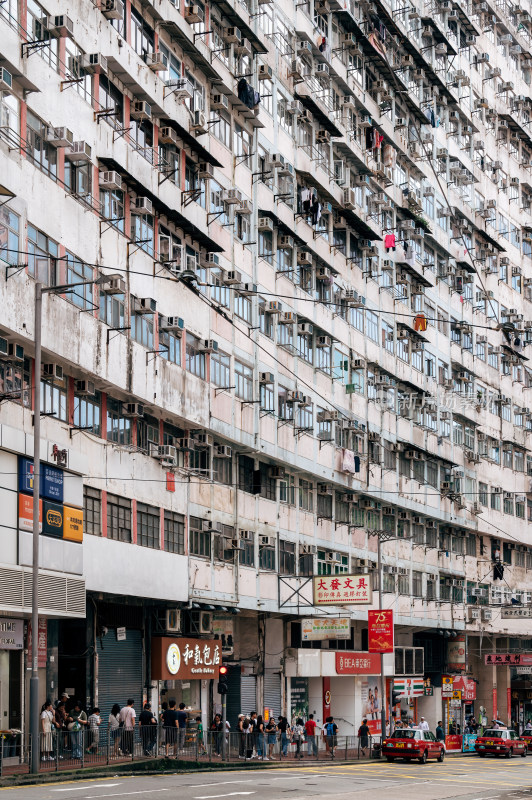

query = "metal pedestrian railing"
0;729;378;776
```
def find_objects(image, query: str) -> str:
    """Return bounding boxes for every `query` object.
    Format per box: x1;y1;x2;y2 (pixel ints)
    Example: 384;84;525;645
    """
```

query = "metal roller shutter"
263;671;281;719
97;629;143;721
240;675;257;717
226;665;242;729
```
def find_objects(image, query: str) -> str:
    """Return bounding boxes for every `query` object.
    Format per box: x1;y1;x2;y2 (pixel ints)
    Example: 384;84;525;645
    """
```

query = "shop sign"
18;458;64;501
116;627;126;641
27;618;47;668
18;493;42;532
462;734;478;752
445;734;462;752
515;666;532;674
63;505;83;542
441;675;453;697
453;676;476;701
501;608;532;618
368;610;394;653
0;618;24;650
447;634;466;670
393;677;424;697
301;617;350;640
485;653;532;666
151;637;221;680
166;473;175;492
336;652;381;675
452;690;462;700
43;501;63;538
313;574;372;605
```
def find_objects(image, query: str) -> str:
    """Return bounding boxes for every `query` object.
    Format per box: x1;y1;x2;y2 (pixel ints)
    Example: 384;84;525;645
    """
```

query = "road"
3;758;532;800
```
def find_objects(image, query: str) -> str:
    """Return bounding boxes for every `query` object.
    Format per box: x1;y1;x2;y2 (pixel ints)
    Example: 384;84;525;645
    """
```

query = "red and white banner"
335;652;381;675
368;610;394;653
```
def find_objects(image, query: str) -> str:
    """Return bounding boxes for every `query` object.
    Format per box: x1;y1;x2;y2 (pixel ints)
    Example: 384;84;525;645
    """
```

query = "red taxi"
523;732;532;752
475;728;528;758
382;729;445;763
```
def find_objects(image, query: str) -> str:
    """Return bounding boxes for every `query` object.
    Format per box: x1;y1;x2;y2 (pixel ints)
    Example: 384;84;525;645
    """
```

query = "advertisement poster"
302;618;350;640
447;634;466;670
462;734;478;752
27;618;47;668
361;677;382;735
445;734;463;752
368;610;394;653
290;677;308;721
313;574;372;605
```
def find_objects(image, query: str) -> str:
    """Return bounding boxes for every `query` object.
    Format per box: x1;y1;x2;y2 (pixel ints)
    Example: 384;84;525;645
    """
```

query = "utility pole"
30;282;42;774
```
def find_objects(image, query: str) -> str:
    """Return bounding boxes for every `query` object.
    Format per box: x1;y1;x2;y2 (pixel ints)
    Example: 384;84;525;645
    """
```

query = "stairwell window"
137;502;160;549
84;487;101;536
107;494;132;542
189;516;211;558
164;511;185;554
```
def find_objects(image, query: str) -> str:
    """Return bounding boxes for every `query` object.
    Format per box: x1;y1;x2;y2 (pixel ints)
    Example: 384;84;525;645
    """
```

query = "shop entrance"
58;619;87;706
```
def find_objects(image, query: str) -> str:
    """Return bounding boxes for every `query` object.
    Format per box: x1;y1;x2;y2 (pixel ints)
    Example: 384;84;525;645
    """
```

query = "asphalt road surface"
3;758;532;800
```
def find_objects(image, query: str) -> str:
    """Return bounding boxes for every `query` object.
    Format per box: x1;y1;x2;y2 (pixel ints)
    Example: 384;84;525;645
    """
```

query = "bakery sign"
313;574;372;605
151;637;221;680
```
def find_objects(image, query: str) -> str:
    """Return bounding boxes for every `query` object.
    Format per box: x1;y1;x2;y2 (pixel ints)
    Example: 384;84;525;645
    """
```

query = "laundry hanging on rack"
384;233;396;251
237;77;260;109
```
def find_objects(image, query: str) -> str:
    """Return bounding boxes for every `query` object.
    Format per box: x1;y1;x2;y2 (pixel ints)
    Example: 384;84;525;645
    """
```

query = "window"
234;360;253;400
130;211;154;256
74;389;101;436
412;571;422;596
0;207;19;265
259;538;276;570
106;397;132;444
137;502;160;549
239;534;255;567
189;516;210;557
279;540;296;574
100;187;125;233
26;109;57;179
185;333;206;378
210;350;231;388
27;224;58;285
41;372;68;421
131;305;154;349
213;448;232;486
64;39;92;103
164;511;185;554
299;479;313;511
0;357;31;407
234;292;252;324
131;7;154;57
210;109;231;147
233;122;251;167
84;487;101;536
107;493;132;542
259;303;274;338
238;454;256;493
65;159;92;200
279;474;295;505
99;75;123;129
136;413;159;452
100;288;125;328
65;253;94;310
159;325;181;366
260;382;274;412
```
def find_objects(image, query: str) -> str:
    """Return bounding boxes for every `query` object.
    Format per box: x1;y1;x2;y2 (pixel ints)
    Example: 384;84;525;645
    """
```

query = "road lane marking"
53;787;122;793
84;791;169;799
195;793;256;799
194;783;255;788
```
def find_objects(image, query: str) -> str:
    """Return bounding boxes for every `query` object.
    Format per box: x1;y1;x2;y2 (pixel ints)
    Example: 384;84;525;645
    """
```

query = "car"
382;729;445;763
522;732;532;751
474;728;528;758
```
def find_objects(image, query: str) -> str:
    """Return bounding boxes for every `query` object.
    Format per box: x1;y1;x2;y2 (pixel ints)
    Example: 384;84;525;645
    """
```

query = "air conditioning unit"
123;402;144;418
185;4;204;23
297;322;313;337
166;609;181;633
191;111;207;132
153;445;177;466
65;140;92;163
222;269;242;286
316;335;332;348
42;363;64;380
258;64;273;80
297;251;312;266
102;0;124;18
177;436;195;451
46;14;74;36
146;51;167;71
258;217;274;232
132;197;153;215
130;100;152;120
81;53;107;74
75;379;96;396
159;126;180;146
469;608;481;620
482;609;492;621
167;78;194;99
278;235;294;249
268;466;285;479
343;188;356;209
199;339;218;353
193;433;214;448
215;445;232;459
99;170;122;190
160;316;184;333
211;93;229;111
46;127;74;147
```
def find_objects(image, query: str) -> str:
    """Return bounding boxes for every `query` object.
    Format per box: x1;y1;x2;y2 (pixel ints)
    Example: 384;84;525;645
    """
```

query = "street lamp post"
376;534;387;742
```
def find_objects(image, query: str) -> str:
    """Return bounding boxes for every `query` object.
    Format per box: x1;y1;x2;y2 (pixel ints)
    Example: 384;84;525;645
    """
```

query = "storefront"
151;637;221;728
0;618;23;733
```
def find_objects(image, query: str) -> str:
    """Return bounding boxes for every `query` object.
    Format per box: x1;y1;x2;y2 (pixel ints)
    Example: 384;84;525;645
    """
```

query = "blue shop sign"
18;457;64;502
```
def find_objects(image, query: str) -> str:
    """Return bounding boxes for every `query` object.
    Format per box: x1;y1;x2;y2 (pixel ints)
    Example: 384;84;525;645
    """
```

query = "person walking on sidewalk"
358;718;369;757
119;699;136;756
109;704;121;756
325;717;338;759
419;716;429;732
436;721;445;748
196;716;207;755
86;707;101;754
305;715;318;757
177;703;188;752
292;718;305;760
278;716;291;757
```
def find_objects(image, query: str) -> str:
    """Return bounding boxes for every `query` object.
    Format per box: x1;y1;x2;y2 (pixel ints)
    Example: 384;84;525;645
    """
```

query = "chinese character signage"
313;574;372;605
18;494;42;532
43;501;63;538
368;610;394;653
27;618;47;668
63;506;83;542
484;653;532;666
301;618;350;641
19;458;64;501
501;608;532;618
335;652;381;675
453;676;476;701
151;637;221;680
441;675;453;696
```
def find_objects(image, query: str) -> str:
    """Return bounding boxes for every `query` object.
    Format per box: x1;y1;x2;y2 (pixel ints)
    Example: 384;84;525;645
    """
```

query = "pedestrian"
305;714;318;757
292;718;304;760
177;702;188;751
119;699;136;755
162;700;179;757
256;714;265;760
277;716;291;757
265;716;277;760
358;717;370;757
526;719;532;732
325;716;338;759
237;713;245;758
86;707;101;754
195;716;206;755
159;702;168;755
209;714;222;757
139;702;157;756
249;711;258;758
109;704;122;756
242;717;253;759
41;700;54;761
419;716;429;732
436;720;445;747
67;701;87;759
54;701;67;760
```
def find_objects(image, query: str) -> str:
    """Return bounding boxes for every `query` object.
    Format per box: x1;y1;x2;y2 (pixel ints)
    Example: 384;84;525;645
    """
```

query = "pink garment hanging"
384;233;396;249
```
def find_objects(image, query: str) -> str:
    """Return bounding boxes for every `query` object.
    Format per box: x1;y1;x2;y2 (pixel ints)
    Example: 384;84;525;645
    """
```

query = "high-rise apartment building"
1;0;532;738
